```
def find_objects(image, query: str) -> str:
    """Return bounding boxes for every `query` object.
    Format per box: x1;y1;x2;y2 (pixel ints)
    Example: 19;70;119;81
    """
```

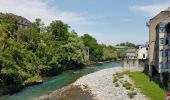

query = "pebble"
73;66;149;100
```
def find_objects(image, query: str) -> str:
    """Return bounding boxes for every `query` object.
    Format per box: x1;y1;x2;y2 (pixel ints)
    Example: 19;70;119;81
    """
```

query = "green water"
0;61;121;100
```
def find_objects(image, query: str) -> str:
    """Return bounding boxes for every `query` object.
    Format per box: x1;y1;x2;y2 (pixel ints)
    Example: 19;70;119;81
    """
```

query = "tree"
47;20;70;42
81;34;103;61
0;13;18;38
61;31;88;69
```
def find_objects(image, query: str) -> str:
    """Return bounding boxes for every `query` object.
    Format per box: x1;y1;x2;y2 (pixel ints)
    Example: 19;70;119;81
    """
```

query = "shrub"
123;81;132;90
127;91;137;98
113;77;118;83
115;83;119;87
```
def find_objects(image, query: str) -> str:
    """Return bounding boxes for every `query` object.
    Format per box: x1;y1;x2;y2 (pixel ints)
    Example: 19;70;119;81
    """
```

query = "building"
126;49;137;60
137;45;149;60
8;13;31;41
148;8;170;76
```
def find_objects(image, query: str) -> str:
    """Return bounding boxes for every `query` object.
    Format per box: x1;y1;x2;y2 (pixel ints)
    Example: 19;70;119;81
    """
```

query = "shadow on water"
0;61;122;100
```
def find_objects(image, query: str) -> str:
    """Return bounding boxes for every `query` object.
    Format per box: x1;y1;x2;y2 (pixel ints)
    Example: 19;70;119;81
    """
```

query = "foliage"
127;91;137;98
0;13;121;93
116;49;126;59
127;72;166;100
47;20;69;42
81;34;117;61
123;81;132;90
116;42;137;48
115;82;119;87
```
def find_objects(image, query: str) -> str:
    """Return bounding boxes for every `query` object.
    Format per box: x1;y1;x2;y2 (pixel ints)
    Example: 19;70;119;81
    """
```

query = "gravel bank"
73;66;148;100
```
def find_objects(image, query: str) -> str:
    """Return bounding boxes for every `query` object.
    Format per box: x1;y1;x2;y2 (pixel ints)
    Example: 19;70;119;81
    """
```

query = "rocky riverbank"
38;66;147;100
74;67;147;100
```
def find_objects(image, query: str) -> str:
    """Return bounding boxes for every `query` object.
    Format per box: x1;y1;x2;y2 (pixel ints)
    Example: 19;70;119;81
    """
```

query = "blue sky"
0;0;170;45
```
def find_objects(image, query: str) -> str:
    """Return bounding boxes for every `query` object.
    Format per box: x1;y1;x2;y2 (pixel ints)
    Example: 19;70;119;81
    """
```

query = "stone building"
8;13;31;41
148;8;170;76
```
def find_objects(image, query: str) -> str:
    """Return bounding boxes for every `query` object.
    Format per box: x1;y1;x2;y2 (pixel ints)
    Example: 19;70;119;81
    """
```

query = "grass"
127;72;166;100
113;71;129;83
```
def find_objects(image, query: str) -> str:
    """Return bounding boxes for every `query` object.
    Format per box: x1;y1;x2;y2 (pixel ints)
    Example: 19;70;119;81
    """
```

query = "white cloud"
129;2;170;17
0;0;100;25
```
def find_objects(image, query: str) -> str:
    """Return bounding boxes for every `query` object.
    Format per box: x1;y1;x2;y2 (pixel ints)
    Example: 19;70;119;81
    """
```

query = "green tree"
81;34;103;61
47;20;70;42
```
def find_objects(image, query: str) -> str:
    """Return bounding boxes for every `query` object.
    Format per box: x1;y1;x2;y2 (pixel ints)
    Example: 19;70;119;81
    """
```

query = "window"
159;27;165;33
160;39;164;45
160;62;168;69
160;50;163;56
160;50;169;57
146;48;148;51
166;39;169;45
143;54;145;58
165;50;168;56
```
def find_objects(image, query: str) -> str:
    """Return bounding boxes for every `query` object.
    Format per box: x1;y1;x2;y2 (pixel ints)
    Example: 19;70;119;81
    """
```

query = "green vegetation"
0;13;127;93
113;71;137;98
123;81;132;90
116;42;137;48
113;71;128;83
115;82;119;87
81;34;118;61
127;91;137;98
127;72;166;100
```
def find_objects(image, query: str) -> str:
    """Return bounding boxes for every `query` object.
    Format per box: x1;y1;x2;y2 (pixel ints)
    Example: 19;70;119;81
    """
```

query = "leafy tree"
47;20;69;42
61;31;88;69
81;34;101;61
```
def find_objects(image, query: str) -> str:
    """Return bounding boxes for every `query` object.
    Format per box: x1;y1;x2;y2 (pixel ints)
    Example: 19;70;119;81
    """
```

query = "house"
148;7;170;76
137;44;149;60
126;49;137;60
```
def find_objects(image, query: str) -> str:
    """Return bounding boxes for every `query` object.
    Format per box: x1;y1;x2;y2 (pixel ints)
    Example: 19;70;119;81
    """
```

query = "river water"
0;61;122;100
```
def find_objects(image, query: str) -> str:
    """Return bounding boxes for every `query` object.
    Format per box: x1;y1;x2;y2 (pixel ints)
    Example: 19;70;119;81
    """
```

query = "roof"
126;49;136;53
8;13;31;26
150;7;170;21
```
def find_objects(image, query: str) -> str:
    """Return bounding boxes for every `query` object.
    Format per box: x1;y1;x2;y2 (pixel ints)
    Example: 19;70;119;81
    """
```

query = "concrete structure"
148;8;170;75
137;45;149;60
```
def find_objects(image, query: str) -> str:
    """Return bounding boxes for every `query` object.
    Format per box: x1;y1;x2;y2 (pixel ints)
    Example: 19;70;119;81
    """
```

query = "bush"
113;77;118;83
127;91;137;98
115;83;119;87
123;81;132;90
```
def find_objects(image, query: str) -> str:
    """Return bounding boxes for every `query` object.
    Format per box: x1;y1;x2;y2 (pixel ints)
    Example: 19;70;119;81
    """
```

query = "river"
0;61;122;100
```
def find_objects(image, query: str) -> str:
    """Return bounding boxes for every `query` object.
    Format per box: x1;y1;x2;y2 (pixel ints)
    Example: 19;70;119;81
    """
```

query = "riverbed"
0;61;122;100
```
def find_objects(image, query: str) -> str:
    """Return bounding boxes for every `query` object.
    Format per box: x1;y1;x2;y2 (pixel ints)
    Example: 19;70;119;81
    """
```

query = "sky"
0;0;170;45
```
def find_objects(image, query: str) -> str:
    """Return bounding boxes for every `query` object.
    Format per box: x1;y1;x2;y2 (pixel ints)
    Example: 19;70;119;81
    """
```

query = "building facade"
126;49;137;60
137;45;149;60
148;8;170;75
